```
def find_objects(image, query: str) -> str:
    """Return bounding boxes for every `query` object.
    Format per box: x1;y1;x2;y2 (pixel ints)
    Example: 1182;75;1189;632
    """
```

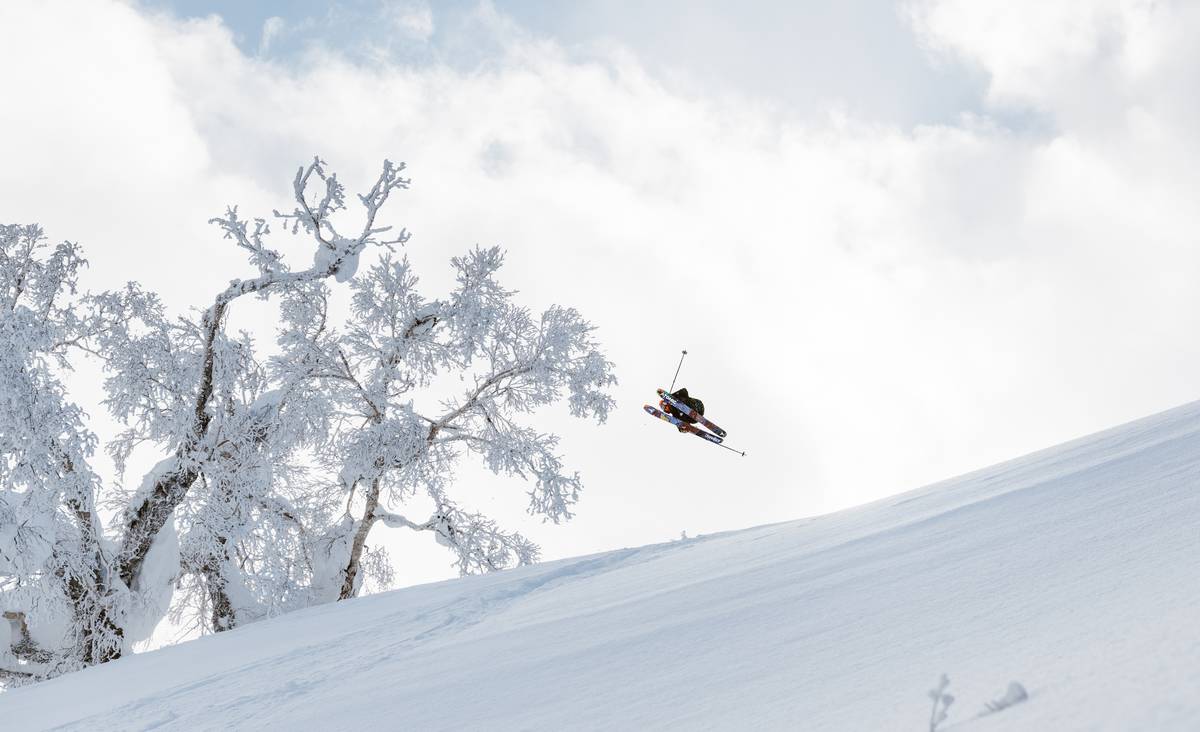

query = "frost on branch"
272;157;411;284
417;501;540;575
210;208;284;278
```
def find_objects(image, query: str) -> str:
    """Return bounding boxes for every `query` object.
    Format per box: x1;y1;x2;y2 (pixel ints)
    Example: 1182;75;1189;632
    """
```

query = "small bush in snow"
984;681;1028;713
928;673;955;731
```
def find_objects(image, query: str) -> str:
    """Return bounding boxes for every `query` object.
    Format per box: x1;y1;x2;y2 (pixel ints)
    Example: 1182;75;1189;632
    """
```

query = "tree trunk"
338;477;382;600
61;478;123;663
63;571;124;664
117;301;227;590
201;554;237;633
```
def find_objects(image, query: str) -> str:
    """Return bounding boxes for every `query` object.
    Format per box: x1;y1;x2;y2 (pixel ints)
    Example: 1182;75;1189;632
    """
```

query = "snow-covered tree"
1;157;412;681
95;157;412;638
2;155;615;682
168;244;616;626
0;223;130;680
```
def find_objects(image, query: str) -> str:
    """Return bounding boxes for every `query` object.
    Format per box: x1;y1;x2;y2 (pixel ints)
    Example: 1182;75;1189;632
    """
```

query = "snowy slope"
4;401;1200;731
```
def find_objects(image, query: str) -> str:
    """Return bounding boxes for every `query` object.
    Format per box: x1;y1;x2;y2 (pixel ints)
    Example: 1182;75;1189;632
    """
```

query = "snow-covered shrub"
924;674;1027;728
928;673;955;731
983;681;1028;713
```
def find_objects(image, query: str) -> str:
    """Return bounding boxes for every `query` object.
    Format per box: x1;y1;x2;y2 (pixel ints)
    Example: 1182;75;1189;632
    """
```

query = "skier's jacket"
665;387;704;423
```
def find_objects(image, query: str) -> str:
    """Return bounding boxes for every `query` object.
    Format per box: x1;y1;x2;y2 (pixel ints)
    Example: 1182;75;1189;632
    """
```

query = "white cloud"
907;0;1200;136
2;0;1199;577
258;15;285;56
384;1;435;42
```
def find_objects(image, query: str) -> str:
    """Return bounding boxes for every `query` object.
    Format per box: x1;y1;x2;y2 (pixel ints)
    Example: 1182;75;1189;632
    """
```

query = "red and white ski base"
643;405;723;444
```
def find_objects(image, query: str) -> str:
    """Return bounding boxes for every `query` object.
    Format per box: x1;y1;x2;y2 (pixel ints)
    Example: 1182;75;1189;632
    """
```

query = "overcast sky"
3;0;1199;589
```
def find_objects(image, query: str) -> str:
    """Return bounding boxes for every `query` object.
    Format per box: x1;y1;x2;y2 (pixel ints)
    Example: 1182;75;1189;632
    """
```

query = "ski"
644;405;723;444
657;388;727;437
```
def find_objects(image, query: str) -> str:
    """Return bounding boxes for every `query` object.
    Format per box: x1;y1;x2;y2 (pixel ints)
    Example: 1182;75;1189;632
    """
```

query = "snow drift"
3;400;1200;730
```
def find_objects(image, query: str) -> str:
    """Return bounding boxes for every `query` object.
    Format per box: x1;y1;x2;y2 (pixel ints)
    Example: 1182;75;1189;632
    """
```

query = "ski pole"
715;442;746;457
669;349;688;391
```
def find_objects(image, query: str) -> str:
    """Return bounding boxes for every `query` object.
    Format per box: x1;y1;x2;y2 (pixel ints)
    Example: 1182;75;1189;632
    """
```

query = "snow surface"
4;401;1200;730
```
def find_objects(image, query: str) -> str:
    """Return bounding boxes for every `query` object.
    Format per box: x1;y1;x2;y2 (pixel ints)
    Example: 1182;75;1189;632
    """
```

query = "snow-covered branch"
421;502;540;575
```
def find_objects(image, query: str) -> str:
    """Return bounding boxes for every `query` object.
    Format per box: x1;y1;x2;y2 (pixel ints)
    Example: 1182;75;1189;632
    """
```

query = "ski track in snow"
5;401;1200;730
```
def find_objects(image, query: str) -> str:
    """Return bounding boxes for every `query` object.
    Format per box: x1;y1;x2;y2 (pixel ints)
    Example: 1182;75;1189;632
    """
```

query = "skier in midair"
643;350;742;454
661;387;705;431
